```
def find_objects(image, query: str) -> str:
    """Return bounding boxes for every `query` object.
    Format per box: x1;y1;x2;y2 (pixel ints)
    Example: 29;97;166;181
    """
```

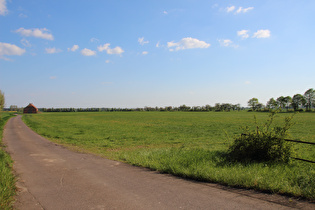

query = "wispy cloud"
226;6;235;13
167;37;210;51
253;29;271;38
19;13;28;18
142;51;148;55
21;38;31;47
81;48;96;56
0;0;8;16
98;43;124;55
218;39;238;48
138;37;149;45
50;76;57;80
236;7;254;14
226;6;254;14
68;45;79;52
15;28;54;40
0;42;26;60
237;30;250;39
90;37;99;43
45;47;62;54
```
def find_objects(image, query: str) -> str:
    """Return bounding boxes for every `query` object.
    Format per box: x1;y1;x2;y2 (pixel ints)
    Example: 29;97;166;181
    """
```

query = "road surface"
3;115;314;209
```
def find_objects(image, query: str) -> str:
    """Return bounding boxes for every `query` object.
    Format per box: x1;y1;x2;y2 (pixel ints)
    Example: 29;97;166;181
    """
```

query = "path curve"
3;115;313;209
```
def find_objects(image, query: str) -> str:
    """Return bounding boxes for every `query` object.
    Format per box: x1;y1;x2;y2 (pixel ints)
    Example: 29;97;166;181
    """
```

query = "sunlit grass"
23;111;315;200
0;113;16;210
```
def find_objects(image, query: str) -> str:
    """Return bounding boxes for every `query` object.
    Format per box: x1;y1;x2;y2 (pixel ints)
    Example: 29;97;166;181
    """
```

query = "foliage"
292;94;306;111
0;90;5;120
228;112;295;163
304;88;315;111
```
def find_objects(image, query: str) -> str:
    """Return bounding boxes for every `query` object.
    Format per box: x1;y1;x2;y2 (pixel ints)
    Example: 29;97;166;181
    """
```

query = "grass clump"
0;113;16;209
228;111;295;163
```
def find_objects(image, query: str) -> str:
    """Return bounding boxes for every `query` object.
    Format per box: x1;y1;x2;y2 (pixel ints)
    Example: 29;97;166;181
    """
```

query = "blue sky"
1;0;314;108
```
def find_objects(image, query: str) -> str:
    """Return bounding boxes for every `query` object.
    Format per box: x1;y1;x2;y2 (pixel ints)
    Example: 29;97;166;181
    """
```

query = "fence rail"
284;138;315;145
241;133;315;163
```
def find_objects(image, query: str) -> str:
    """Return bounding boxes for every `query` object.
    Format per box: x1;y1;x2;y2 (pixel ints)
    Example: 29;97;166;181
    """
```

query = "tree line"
1;88;314;113
248;88;315;112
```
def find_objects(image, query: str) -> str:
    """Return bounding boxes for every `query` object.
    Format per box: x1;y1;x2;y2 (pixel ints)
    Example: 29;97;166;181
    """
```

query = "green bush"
228;112;295;163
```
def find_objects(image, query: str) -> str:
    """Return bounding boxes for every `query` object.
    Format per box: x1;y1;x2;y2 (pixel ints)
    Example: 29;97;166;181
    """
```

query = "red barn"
23;103;38;114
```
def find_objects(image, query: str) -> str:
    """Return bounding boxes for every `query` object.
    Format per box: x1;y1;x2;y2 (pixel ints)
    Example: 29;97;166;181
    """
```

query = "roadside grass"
0;112;16;210
23;111;315;200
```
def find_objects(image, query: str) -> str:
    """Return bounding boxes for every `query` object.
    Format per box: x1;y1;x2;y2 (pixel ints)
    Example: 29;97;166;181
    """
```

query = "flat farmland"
23;111;315;200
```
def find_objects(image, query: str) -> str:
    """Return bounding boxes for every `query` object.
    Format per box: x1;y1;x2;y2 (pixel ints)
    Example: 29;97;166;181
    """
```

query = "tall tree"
248;98;259;110
304;88;315;111
284;96;292;111
0;90;4;119
266;98;277;110
292;94;305;111
276;96;286;109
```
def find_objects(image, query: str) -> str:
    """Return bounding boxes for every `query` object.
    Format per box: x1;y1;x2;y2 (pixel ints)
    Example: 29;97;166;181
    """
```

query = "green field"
22;111;315;200
0;113;16;210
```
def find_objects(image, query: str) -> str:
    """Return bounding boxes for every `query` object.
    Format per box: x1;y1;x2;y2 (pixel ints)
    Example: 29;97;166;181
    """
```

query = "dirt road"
3;115;313;209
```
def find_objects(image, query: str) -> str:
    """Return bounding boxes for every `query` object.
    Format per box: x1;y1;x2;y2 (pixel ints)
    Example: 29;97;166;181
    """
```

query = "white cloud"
245;81;251;85
236;7;254;14
81;48;96;56
156;41;160;48
45;47;62;54
0;42;26;60
142;51;148;55
50;76;57;80
21;38;31;47
138;37;149;45
219;39;232;47
68;45;79;52
105;60;110;63
237;30;249;39
226;6;235;13
98;43;124;55
218;39;239;48
0;0;8;16
163;11;168;15
90;38;99;43
253;29;271;38
15;28;54;40
19;13;27;18
167;37;210;51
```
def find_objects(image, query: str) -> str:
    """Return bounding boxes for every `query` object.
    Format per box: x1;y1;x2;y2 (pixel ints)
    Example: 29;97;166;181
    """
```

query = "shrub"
228;111;295;163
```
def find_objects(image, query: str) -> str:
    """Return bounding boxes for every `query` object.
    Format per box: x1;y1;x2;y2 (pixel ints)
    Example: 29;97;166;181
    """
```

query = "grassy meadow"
0;112;16;210
22;111;315;200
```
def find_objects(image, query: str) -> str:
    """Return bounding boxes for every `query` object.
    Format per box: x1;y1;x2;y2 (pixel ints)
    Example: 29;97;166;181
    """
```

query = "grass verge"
23;111;315;201
0;113;16;210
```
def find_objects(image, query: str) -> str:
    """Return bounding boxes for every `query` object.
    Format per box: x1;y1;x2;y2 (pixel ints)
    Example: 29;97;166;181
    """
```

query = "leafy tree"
266;98;277;110
284;96;292;111
304;88;315;111
292;94;305;111
248;98;259;110
276;96;286;109
0;90;4;119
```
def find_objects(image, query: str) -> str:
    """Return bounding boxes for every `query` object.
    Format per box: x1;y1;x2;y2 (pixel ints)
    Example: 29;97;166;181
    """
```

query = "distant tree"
0;90;4;119
292;94;305;111
304;88;315;111
248;98;259;110
284;96;292;111
266;98;277;110
179;104;191;111
9;105;18;111
276;96;286;110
